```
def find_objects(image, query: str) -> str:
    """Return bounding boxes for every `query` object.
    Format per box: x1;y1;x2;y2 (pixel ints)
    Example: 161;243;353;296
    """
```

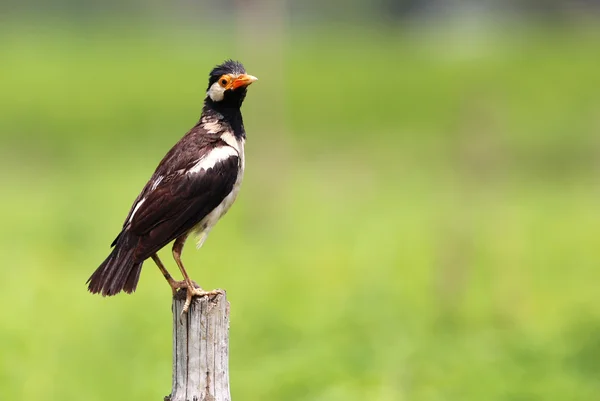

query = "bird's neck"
201;99;246;139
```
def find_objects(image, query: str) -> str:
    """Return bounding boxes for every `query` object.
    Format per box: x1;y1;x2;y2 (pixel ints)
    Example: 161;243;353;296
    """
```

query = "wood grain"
165;291;230;401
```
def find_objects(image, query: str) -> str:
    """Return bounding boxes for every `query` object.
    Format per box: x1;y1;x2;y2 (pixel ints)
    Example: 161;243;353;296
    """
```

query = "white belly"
193;136;245;248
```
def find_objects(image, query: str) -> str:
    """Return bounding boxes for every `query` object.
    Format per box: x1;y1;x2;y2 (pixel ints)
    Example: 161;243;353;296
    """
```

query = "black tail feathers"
87;233;143;296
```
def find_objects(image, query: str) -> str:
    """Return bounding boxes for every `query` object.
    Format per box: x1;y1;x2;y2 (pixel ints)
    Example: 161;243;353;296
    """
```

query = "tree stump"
165;291;231;401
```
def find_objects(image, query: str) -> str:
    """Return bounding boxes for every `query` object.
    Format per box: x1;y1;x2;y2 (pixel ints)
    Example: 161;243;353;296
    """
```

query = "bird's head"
206;60;257;107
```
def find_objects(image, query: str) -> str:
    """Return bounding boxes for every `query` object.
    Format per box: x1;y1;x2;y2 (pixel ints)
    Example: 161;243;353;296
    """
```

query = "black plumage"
88;60;257;309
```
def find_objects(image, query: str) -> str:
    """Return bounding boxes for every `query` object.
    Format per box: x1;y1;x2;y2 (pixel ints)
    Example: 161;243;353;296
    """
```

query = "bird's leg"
172;235;224;315
150;254;187;296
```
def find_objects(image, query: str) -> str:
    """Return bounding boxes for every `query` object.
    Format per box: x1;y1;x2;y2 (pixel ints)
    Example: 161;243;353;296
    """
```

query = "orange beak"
231;74;258;90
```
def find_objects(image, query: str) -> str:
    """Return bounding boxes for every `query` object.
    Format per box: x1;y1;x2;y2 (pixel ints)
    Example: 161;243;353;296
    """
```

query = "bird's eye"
219;77;229;86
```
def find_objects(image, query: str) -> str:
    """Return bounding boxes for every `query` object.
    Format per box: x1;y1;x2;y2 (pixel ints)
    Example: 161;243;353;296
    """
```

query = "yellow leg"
150;254;187;296
172;234;224;315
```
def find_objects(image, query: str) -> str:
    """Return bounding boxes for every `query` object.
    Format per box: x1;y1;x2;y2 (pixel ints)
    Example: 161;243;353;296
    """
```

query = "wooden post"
165;291;231;401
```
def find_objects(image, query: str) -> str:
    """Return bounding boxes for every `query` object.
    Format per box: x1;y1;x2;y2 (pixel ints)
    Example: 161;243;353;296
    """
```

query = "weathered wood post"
165;291;231;401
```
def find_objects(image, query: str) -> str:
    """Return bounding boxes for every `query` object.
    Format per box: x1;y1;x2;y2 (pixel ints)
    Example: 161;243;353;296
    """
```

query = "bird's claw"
180;287;226;320
167;279;202;296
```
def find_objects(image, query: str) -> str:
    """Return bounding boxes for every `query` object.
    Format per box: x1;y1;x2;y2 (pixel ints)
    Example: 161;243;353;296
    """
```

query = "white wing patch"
128;198;145;224
220;131;244;155
150;175;164;190
192;135;245;249
188;146;238;174
202;116;222;134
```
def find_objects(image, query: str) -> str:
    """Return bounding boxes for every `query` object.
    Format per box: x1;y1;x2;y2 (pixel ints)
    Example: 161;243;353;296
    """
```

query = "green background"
1;15;600;401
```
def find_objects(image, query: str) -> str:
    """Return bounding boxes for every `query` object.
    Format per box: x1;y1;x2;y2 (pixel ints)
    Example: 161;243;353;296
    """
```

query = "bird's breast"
193;136;245;248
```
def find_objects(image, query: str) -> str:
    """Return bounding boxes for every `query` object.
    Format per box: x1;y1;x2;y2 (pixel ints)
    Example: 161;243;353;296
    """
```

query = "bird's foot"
181;286;226;316
166;278;199;296
166;279;187;296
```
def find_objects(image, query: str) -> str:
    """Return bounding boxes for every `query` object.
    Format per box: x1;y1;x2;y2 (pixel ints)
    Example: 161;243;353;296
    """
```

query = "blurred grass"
1;20;600;401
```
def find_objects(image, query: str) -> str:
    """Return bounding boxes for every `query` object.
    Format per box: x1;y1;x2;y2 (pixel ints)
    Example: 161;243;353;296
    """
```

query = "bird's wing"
121;144;240;261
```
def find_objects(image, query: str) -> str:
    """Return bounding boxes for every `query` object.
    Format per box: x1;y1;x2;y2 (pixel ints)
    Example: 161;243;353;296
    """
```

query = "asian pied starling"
87;60;257;312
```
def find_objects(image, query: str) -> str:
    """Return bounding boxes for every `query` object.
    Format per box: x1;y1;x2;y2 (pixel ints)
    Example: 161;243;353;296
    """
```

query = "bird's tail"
87;233;143;296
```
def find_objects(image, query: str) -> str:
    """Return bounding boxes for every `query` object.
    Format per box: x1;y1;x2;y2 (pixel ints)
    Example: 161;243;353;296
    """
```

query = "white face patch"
188;146;238;174
207;81;226;102
207;73;251;102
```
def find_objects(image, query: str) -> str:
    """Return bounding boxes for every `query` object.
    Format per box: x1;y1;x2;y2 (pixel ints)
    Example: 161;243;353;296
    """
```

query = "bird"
87;60;257;313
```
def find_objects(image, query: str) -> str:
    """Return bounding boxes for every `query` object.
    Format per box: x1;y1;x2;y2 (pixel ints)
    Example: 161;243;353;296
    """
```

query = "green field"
1;20;600;400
